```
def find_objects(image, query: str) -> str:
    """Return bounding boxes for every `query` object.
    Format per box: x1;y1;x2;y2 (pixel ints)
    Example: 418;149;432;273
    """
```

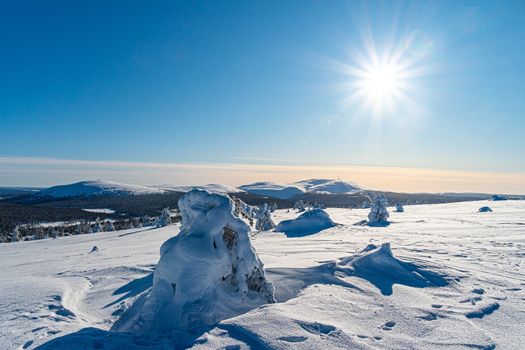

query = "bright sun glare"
332;30;432;120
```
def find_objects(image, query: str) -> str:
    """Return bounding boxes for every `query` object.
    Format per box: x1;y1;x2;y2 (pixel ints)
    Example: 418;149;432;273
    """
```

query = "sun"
329;34;430;120
361;62;402;99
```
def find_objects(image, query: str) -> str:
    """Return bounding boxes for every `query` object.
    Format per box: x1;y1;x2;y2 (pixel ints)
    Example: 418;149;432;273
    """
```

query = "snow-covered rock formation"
395;203;404;213
115;189;274;333
255;203;276;231
368;193;389;226
275;209;335;236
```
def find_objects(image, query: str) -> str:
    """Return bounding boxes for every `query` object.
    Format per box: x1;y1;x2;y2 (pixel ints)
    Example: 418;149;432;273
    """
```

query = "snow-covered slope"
35;180;164;198
2;200;525;349
238;181;305;199
294;179;363;194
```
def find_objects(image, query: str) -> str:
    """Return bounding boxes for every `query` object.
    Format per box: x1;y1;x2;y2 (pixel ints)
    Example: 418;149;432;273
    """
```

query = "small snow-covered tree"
293;200;306;212
92;217;102;233
255;203;276;231
10;225;20;242
270;203;278;212
394;203;404;213
361;200;370;209
368;193;389;225
156;207;172;227
103;220;115;232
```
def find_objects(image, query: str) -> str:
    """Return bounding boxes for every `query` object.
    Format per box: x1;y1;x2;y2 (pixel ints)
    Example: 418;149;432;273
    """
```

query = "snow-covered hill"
294;178;363;194
238;181;305;199
166;183;242;194
35;180;165;198
238;179;363;199
2;200;524;349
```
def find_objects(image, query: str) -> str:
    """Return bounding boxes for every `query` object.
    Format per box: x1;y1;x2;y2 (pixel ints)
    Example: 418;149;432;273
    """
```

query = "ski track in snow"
0;200;524;349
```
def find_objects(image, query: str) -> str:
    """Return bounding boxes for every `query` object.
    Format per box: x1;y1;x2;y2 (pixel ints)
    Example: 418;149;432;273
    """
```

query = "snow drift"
115;189;274;333
36;180;164;198
479;206;493;212
337;243;448;295
275;209;335;236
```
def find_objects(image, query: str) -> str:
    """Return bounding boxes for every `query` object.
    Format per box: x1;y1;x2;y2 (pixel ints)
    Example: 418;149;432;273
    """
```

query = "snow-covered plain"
1;200;524;349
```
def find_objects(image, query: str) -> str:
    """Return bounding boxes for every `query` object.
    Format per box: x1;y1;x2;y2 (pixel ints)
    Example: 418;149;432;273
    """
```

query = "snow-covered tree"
270;203;278;212
10;225;20;242
394;203;404;213
114;189;274;333
361;200;370;209
255;203;276;231
368;193;389;225
46;226;58;239
293;200;306;212
92;217;102;233
103;220;115;232
156;207;172;228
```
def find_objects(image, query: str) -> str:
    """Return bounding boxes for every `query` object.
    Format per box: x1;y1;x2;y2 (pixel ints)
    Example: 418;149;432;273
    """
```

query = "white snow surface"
36;180;164;198
2;200;525;349
275;209;335;236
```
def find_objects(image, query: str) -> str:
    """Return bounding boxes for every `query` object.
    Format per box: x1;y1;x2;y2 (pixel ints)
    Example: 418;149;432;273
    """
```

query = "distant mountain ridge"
35;180;165;198
238;179;364;199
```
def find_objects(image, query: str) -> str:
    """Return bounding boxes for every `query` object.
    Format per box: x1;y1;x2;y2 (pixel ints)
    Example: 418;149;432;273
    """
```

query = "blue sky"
1;1;524;192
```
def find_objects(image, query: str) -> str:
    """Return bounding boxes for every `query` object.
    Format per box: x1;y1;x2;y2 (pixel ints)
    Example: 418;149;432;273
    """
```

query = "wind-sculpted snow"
114;189;274;334
4;199;525;350
336;243;449;295
275;209;335;237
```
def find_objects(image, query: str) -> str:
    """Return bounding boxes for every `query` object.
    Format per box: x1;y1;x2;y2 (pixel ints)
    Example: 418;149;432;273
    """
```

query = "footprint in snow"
382;321;396;330
278;336;307;343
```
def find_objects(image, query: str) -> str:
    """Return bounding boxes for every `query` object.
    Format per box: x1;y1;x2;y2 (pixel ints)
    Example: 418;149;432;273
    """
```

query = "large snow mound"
238;181;305;199
275;209;335;236
36;180;164;198
167;183;242;194
295;178;362;194
337;243;448;295
114;189;274;333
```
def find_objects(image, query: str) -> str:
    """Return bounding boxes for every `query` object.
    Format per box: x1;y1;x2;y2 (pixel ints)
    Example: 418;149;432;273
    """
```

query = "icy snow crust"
275;209;335;236
115;189;274;333
2;200;525;349
36;180;164;198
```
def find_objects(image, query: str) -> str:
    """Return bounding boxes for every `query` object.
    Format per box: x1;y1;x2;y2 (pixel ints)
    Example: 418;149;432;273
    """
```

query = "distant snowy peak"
36;180;164;198
295;179;363;194
238;182;305;199
238;179;363;199
167;184;243;194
